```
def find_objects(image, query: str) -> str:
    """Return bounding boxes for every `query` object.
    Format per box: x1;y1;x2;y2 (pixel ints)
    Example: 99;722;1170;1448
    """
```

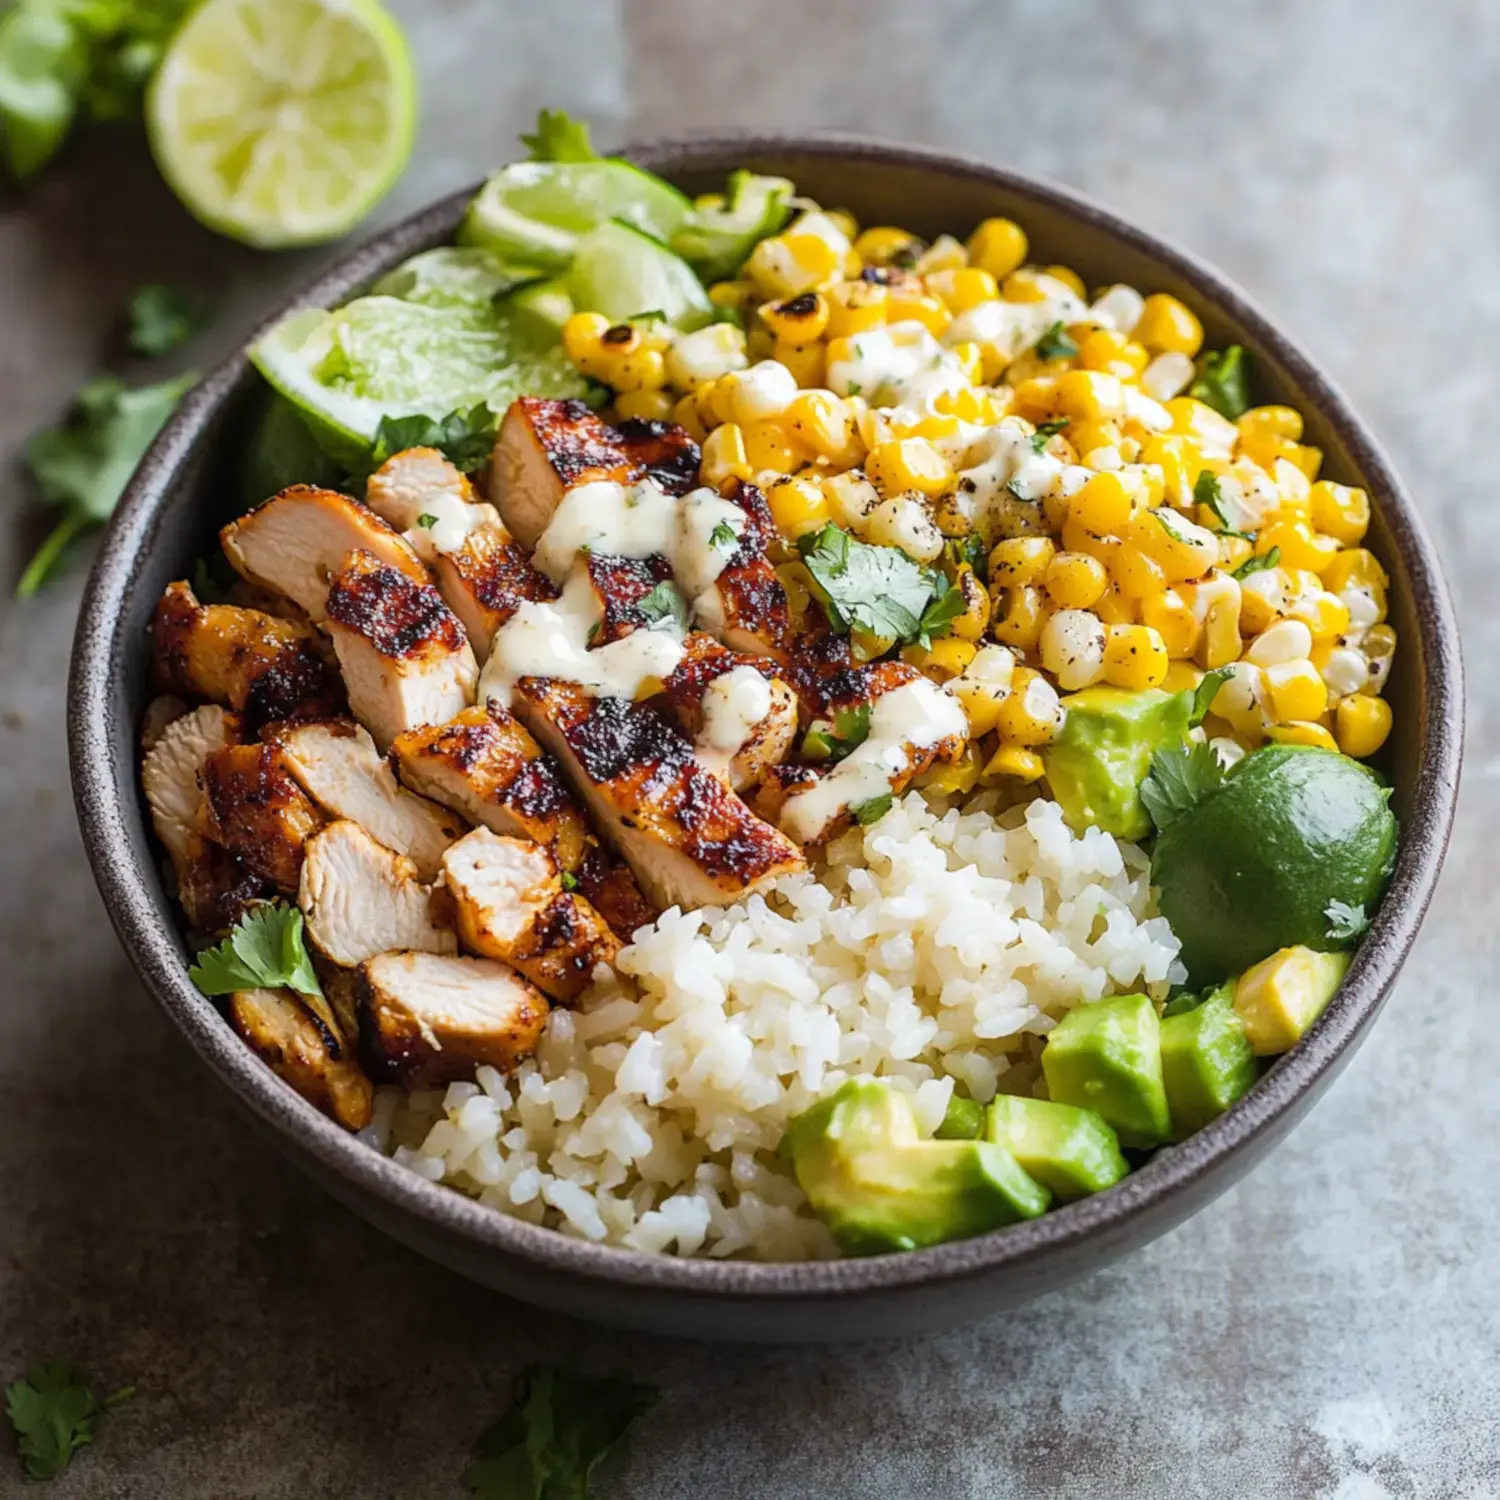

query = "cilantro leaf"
188;904;324;1000
1030;417;1069;454
126;282;206;356
1189;665;1235;728
5;1363;133;1480
1189;345;1251;420
1325;899;1369;943
852;792;894;826
192;551;236;604
634;580;689;633
1035;322;1078;361
915;583;966;648
1139;741;1227;833
1161;988;1210;1018
1193;469;1230;528
709;305;747;331
463;1366;658;1500
708;520;740;557
795;524;951;648
945;533;989;576
559;871;578;893
802;702;871;764
18;370;194;597
357;403;498;482
520;108;600;163
416;513;438;529
1232;545;1280;580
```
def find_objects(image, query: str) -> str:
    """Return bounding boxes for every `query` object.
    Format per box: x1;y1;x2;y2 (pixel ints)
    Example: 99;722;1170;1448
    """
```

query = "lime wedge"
146;0;416;249
459;160;692;268
672;171;794;282
372;247;541;309
570;219;712;330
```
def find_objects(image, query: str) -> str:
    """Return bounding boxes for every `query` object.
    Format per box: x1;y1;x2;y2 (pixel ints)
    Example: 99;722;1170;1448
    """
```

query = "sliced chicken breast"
200;742;326;893
229;986;374;1131
441;828;619;1002
690;480;793;657
510;679;806;910
390;705;589;872
299;819;457;969
150;580;344;727
356;951;549;1087
490;397;700;548
364;446;490;537
141;694;189;754
220;485;429;623
574;846;660;943
264;718;465;881
323;549;479;751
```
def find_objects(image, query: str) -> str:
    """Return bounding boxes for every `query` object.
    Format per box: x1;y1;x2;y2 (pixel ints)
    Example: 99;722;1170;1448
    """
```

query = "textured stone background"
2;1;1497;1495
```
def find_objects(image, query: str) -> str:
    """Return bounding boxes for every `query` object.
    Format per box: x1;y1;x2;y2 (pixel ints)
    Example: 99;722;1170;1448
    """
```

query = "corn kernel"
1138;434;1205;507
916;234;968;273
1308;481;1371;546
1335;694;1393;758
865;495;943;561
561;311;612;362
1111;544;1167;600
1001;268;1055;304
671;391;709;444
1161;660;1204;695
1321;547;1388;596
865;437;953;499
1246;618;1314;667
1055;369;1127;422
1094;582;1137;626
1265;659;1328;723
774;339;826;388
776;561;815;628
1267;721;1339;751
1043;550;1109;610
918;742;982;797
760;291;830;343
983;742;1046;782
850;628;895;662
1259;518;1341;575
854;226;923;265
947;340;984;385
746;232;842;297
988;536;1056;588
954;680;1006;737
968;217;1028;281
886;291;953;337
1135;293;1204;357
1102;623;1170;689
902;635;978;681
613;388;675;422
1168;397;1240;458
950;566;991;641
1184;572;1244;669
1138;589;1200;658
701;422;753;487
1127;507;1221;583
1290;588;1352;641
826;279;890;338
783;391;854;462
991;585;1049;651
1362;624;1397;692
707;278;755;309
1043;264;1086;298
994;668;1063;745
1068;418;1124;458
926;266;999;313
1238;405;1304;443
727;359;799;424
740;418;801;475
1068;470;1135;534
1039;607;1108;690
1079;327;1149;380
766;477;830;540
821;471;881;530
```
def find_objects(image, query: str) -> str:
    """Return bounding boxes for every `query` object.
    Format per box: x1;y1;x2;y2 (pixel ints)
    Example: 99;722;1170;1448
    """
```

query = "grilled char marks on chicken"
150;581;343;728
584;551;676;645
512;680;806;910
574;846;660;941
199;742;326;892
391;705;589;872
441;526;558;648
696;480;791;657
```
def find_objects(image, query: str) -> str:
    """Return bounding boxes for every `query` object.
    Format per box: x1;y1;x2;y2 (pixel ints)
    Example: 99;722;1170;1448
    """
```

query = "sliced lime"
372;247;540;309
147;0;416;249
672;171;794;282
499;274;575;336
569;219;712;330
459;160;692;269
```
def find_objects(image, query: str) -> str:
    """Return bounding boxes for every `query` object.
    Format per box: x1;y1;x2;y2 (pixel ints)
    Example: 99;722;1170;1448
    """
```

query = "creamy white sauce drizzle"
825;322;970;410
697;665;774;777
408;488;490;560
943;277;1088;363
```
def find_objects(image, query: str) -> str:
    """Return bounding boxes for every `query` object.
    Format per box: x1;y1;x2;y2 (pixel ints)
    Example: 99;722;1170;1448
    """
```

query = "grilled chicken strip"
199;742;326;893
364;447;556;661
323;549;479;751
441;828;619;1002
229;987;373;1131
574;846;660;943
150;580;344;728
141;694;189;754
299;820;458;969
356;951;548;1087
690;480;792;657
390;705;588;871
510;679;806;910
265;719;465;881
141;704;267;930
490;397;700;548
220;485;429;624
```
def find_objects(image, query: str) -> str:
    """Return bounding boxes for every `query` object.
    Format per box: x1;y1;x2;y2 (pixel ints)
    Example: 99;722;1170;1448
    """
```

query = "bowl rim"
69;130;1464;1301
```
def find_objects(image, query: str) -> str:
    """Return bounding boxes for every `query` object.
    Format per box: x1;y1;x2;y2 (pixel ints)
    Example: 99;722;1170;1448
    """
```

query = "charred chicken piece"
691;479;792;657
356;951;549;1087
573;845;660;943
199;742;326;893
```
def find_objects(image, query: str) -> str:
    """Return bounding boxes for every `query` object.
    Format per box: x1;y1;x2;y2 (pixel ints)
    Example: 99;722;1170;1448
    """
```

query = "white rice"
368;791;1183;1260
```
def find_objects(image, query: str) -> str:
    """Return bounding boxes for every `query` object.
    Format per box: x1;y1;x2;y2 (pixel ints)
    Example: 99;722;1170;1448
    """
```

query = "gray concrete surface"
2;1;1497;1494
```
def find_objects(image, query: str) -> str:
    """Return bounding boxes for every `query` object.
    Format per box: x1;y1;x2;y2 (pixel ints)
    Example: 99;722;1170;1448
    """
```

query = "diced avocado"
781;1079;1050;1255
934;1092;984;1140
1233;945;1351;1055
1044;687;1191;840
1041;993;1171;1147
1159;983;1259;1137
985;1094;1129;1200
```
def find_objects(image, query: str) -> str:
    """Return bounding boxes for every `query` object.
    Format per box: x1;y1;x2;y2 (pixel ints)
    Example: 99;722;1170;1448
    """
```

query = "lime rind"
372;246;542;308
569;219;712;330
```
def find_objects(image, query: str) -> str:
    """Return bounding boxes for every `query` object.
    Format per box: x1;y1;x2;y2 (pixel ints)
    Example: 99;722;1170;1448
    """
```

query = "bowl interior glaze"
68;135;1462;1341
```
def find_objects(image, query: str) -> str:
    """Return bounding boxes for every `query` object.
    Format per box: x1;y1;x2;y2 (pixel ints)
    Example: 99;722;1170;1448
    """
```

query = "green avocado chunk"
1159;983;1259;1138
1045;687;1191;840
934;1092;984;1140
781;1079;1051;1255
985;1094;1129;1200
1041;993;1171;1148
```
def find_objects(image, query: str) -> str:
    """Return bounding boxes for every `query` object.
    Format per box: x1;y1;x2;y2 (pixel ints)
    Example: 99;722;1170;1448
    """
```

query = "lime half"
147;0;416;249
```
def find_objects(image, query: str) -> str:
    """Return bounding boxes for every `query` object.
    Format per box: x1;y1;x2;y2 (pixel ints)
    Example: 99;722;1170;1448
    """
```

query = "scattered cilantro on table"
5;1362;135;1481
125;282;207;355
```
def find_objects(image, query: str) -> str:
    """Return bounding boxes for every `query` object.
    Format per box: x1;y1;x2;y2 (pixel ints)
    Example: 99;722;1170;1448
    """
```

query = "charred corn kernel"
1101;623;1169;689
774;339;826;388
701;423;753;486
854;225;923;265
902;635;978;681
562;310;612;361
1336;694;1393;758
1135;293;1204;357
1055;369;1127;421
1185;572;1244;669
994;668;1064;745
1246;618;1314;667
1362;624;1397;691
826;279;889;338
671;391;710;444
1161;660;1204;695
784;390;855;461
1128;507;1220;583
760;291;830;343
1321;547;1389;595
1043;264;1086;298
1290;588;1352;641
614;388;675;422
850;628;896;662
988;535;1056;588
1167;397;1239;458
1258;518;1341;574
1308;480;1370;545
1043;550;1109;610
1268;721;1338;750
1140;433;1206;507
886;291;953;337
1094;581;1136;626
1111;544;1167;600
822;470;881;530
950;566;991;640
968;217;1028;281
866;437;953;498
1238;404;1303;443
866;495;944;561
1079;327;1149;379
746;231;843;297
1068;469;1135;534
740;419;801;475
1039;608;1108;690
765;477;830;539
1138;589;1200;658
991;584;1049;650
984;742;1046;782
1265;660;1328;722
926;266;1000;313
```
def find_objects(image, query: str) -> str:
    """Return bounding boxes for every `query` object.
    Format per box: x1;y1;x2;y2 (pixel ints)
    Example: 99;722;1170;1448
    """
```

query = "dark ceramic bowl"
69;135;1462;1342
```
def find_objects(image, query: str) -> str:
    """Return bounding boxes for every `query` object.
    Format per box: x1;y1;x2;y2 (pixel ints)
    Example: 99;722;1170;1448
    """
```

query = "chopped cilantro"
845;381;862;396
1189;665;1235;728
801;702;871;764
1189;344;1251;420
915;583;967;648
1161;988;1211;1018
1232;545;1281;580
1193;470;1230;527
1035;322;1078;361
416;513;438;529
631;308;668;324
1325;899;1370;943
1030;417;1070;454
188;903;323;1001
559;871;579;893
1139;741;1228;833
945;533;990;577
795;524;956;649
520;108;600;163
852;792;894;826
5;1363;135;1480
358;403;497;481
709;305;747;331
634;580;690;633
125;283;207;356
708;520;740;557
